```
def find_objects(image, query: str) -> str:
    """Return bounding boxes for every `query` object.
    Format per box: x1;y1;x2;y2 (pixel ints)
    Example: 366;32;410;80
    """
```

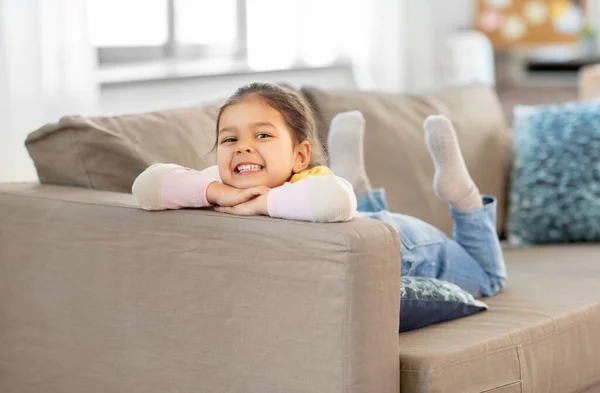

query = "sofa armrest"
0;184;400;393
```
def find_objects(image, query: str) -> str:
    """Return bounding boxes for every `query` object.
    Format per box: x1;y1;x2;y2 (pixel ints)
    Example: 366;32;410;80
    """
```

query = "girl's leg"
424;116;506;296
356;187;389;213
327;111;372;197
327;110;391;213
365;208;504;298
436;197;506;297
327;111;506;297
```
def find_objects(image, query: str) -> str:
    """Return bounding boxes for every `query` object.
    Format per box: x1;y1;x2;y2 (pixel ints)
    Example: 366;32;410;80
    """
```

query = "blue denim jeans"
358;188;506;298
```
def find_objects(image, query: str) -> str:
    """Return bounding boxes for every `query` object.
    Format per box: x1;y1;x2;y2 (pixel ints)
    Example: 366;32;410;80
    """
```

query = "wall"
405;0;476;93
0;2;10;182
0;0;98;184
99;65;356;116
358;0;407;92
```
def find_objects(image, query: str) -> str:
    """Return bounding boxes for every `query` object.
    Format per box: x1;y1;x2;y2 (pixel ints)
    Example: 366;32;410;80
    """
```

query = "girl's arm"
132;163;218;210
132;164;358;222
267;175;358;223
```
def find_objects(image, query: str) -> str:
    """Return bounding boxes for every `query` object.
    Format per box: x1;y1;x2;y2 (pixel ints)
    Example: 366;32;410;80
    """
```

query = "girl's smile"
217;96;310;189
233;162;264;175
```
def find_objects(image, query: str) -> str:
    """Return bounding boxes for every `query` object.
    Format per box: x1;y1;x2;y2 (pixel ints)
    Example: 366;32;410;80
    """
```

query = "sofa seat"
398;245;600;393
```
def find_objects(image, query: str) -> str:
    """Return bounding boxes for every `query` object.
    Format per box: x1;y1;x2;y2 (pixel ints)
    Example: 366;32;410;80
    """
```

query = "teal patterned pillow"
400;276;488;332
507;100;600;245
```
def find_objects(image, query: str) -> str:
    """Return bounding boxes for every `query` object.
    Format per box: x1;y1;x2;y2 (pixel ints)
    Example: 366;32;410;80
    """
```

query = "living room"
2;0;596;183
1;1;600;392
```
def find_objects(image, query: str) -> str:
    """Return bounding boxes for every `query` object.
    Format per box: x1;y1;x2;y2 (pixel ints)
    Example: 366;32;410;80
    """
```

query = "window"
88;0;350;69
88;0;246;63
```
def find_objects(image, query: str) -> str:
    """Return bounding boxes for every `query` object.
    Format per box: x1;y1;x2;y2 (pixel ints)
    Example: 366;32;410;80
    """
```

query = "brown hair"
214;82;327;168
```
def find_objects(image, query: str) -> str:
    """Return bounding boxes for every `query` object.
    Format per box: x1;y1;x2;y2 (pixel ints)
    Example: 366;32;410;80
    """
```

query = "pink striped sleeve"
160;168;218;209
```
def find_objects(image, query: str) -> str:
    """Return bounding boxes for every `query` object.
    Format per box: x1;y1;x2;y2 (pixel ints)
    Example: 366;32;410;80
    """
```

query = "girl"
132;82;506;298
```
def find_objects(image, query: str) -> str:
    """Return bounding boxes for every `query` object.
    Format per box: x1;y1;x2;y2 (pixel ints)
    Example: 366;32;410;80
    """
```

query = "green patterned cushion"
400;276;488;332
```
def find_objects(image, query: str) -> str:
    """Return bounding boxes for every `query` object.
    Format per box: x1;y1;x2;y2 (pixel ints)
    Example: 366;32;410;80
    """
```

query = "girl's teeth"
237;164;262;173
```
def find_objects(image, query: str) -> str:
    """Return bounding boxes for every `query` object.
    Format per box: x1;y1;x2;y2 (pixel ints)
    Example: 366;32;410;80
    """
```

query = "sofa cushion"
301;84;513;237
507;100;600;245
25;105;220;193
398;244;600;393
400;276;488;332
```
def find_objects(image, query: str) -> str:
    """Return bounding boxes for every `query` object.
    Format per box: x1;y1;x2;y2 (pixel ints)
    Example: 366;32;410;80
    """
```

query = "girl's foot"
327;111;372;196
424;115;483;211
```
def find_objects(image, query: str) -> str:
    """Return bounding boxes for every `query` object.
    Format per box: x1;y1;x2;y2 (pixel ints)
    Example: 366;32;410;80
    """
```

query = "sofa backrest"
26;105;220;193
301;84;512;236
26;84;512;236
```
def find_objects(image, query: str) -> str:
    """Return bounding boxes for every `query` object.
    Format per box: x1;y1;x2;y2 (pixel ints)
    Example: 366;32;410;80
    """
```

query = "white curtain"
404;0;478;93
0;0;99;183
296;0;470;93
247;0;475;94
355;0;407;92
590;0;600;32
245;0;408;93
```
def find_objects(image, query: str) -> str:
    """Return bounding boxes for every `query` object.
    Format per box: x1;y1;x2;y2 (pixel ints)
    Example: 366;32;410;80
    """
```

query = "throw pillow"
507;100;600;245
400;276;488;332
25;104;220;193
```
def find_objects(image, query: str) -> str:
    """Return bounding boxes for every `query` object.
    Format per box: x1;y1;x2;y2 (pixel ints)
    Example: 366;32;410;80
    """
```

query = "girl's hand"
206;182;270;207
215;193;269;216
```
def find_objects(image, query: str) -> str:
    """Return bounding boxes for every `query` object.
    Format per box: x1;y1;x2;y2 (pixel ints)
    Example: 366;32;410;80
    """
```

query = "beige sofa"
1;84;599;393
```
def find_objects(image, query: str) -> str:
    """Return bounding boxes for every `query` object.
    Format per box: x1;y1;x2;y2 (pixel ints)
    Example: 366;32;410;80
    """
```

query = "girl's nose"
236;146;253;154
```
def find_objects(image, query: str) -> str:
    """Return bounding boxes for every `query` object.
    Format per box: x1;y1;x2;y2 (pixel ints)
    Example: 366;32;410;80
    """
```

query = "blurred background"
0;0;598;182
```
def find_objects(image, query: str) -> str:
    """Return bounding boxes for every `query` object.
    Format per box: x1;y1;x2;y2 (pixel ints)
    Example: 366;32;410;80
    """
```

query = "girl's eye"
256;133;270;139
221;137;236;144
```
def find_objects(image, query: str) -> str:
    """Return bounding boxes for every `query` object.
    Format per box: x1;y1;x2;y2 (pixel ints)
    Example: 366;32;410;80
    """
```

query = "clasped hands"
206;182;270;216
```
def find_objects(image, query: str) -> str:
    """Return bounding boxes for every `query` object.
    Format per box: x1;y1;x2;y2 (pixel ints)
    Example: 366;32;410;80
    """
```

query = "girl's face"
217;96;310;189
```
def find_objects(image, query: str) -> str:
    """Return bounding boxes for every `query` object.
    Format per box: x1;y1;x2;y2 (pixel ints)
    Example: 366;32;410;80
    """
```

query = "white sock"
327;111;372;196
424;115;482;211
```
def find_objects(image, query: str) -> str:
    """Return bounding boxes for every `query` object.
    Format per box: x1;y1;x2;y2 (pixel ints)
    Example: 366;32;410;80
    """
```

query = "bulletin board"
476;0;587;47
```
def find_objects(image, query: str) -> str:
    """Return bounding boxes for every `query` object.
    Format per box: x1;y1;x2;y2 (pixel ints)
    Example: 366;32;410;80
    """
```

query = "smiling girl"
132;82;356;222
132;82;506;298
